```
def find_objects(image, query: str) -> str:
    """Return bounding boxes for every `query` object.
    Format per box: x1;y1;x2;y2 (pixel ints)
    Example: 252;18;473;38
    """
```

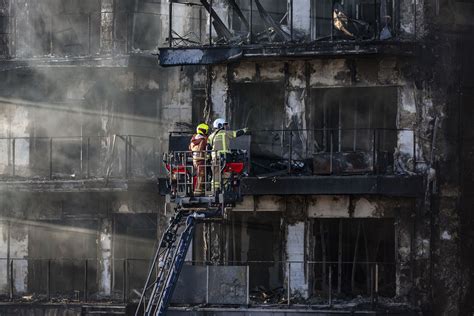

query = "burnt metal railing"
0;128;419;180
0;135;161;180
246;127;419;176
166;0;417;48
0;0;417;59
0;257;395;307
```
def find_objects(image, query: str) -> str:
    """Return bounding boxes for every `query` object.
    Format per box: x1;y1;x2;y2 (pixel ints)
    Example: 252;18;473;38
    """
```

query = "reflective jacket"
189;134;207;161
208;128;246;155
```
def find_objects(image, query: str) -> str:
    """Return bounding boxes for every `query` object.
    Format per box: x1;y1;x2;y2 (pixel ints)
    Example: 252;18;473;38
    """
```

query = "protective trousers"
193;159;206;196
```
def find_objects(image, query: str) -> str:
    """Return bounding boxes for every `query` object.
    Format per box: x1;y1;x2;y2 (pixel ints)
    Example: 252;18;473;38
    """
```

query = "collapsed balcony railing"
0;135;161;180
0;257;396;307
244;127;419;176
167;0;416;48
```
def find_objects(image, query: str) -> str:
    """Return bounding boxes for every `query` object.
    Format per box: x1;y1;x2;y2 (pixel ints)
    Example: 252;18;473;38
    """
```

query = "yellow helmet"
196;123;209;135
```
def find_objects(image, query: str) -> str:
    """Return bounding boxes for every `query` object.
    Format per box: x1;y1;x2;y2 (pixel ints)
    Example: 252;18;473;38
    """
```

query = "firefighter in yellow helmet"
189;123;209;196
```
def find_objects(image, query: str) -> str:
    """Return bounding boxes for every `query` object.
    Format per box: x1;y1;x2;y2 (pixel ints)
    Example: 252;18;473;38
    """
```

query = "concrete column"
210;65;228;120
396;86;418;172
0;220;28;295
395;211;413;297
10;222;28;294
98;218;112;296
0;221;9;293
285;221;309;299
286;61;308;158
100;0;115;54
400;0;420;37
206;222;224;264
98;91;118;175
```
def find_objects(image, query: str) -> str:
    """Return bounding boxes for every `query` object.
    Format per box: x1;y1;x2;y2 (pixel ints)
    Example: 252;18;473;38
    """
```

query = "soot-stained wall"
0;0;472;313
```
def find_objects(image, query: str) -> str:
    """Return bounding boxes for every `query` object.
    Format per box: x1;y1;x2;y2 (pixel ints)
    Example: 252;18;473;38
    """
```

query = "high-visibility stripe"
209;130;225;152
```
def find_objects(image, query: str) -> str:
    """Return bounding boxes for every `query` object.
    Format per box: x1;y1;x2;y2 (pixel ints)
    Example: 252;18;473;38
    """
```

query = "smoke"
0;1;191;291
0;0;200;179
0;214;157;296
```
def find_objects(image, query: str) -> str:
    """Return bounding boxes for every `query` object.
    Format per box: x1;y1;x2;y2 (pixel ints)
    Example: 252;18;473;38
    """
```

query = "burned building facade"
0;0;473;315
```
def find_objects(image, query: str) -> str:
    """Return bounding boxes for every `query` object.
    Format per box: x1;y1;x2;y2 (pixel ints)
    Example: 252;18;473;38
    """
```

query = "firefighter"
189;123;209;196
208;118;248;192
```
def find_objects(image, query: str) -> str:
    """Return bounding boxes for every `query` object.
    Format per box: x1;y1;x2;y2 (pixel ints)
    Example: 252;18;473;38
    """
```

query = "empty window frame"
27;219;98;296
310;0;399;40
230;82;286;159
231;0;288;43
228;212;283;298
310;87;397;174
312;218;396;298
311;87;397;153
192;89;206;127
113;214;157;296
14;0;102;57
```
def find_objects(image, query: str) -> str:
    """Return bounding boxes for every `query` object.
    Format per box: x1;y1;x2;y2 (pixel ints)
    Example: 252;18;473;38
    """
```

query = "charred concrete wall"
0;0;196;301
230;195;414;300
413;1;474;314
0;0;472;314
180;6;471;309
198;59;421;176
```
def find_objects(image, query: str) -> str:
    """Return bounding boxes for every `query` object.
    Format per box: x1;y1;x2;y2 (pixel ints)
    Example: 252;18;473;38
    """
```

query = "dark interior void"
113;214;156;297
310;87;397;175
26;215;156;299
133;0;161;50
230;84;397;176
192;89;206;127
311;218;395;298
231;82;285;137
230;82;286;175
232;212;283;294
27;220;98;297
232;0;287;35
193;212;283;294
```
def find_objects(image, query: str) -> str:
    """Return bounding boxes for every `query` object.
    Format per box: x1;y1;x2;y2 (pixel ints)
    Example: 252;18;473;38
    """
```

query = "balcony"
0;127;424;197
1;258;408;312
159;0;418;66
162;127;424;198
0;135;160;192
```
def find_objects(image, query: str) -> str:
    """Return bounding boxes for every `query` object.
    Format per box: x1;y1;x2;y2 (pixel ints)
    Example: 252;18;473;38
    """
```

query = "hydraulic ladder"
135;209;220;316
136;147;246;315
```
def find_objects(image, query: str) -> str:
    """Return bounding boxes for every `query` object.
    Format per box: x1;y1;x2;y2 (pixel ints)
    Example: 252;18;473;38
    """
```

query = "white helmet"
213;118;228;129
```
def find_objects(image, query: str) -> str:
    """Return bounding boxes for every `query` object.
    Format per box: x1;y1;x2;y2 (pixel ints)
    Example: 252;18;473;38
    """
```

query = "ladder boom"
156;215;196;315
135;212;204;316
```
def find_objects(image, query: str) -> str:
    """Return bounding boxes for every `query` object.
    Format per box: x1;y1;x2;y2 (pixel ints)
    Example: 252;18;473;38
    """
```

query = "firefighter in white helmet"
208;118;248;192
